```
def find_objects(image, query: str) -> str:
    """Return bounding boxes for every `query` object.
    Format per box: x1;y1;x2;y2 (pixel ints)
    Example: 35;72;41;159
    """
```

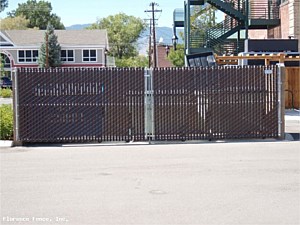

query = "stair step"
207;0;245;21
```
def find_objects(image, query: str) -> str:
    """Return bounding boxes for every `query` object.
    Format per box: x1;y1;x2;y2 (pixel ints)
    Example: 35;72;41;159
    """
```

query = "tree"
167;7;218;67
0;54;10;77
0;16;29;30
115;55;148;68
87;13;146;62
0;55;5;76
38;24;61;68
8;0;65;30
191;5;217;31
190;6;219;51
0;0;8;12
167;44;185;67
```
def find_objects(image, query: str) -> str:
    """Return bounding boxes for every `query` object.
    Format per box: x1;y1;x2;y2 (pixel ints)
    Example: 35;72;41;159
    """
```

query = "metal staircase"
182;0;281;55
207;0;246;21
188;12;245;54
205;17;244;54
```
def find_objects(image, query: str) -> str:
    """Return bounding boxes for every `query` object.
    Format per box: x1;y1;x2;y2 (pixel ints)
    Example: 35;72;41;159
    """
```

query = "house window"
61;50;74;62
83;49;96;62
18;50;38;63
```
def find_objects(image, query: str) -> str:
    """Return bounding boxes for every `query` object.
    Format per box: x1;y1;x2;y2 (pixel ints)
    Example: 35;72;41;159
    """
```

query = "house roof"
0;29;108;47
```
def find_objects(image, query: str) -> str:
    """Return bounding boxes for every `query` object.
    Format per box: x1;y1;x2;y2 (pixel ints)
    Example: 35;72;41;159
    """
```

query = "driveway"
1;141;299;225
0;97;12;105
285;109;300;134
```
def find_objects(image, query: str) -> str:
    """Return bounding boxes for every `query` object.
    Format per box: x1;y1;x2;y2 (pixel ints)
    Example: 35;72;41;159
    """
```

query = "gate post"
12;68;21;146
277;63;285;140
144;68;154;142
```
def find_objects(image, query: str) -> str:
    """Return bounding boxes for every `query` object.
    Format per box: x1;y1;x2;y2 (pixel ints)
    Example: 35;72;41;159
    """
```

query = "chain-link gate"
13;68;145;143
13;66;284;144
149;66;283;140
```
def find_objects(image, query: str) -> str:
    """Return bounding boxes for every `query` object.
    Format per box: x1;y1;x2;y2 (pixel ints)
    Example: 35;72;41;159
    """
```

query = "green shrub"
0;88;12;98
0;104;13;140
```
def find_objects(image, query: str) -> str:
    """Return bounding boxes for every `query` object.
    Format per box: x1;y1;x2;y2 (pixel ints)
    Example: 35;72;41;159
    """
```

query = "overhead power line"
145;2;162;68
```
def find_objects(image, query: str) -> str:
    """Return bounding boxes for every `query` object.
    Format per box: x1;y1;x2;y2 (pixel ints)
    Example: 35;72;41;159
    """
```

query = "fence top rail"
15;65;278;73
15;67;146;72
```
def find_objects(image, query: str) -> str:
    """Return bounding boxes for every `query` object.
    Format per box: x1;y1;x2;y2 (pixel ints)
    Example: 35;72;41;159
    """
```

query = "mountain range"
66;24;183;55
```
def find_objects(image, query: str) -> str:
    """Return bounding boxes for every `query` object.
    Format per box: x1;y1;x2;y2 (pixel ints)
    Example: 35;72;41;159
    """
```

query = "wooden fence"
216;54;300;109
215;53;300;66
285;67;300;109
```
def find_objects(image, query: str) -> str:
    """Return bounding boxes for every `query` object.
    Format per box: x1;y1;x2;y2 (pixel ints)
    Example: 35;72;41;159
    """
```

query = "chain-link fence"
12;65;283;144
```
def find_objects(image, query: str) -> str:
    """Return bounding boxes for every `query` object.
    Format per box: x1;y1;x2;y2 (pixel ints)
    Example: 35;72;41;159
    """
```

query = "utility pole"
144;18;153;68
151;2;157;68
145;2;162;68
148;20;152;67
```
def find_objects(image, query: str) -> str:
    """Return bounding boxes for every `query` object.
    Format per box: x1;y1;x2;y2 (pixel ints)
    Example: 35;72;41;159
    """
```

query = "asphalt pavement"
1;141;299;225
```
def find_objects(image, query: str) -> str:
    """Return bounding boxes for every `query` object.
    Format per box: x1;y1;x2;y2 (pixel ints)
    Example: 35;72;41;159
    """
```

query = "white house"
0;29;114;72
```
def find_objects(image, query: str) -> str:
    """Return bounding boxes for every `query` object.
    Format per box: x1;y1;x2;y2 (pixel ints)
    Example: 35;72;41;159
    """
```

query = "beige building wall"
249;30;268;39
268;0;300;51
288;0;300;44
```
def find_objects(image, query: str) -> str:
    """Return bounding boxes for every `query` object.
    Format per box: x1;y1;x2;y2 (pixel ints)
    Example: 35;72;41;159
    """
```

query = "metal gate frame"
12;65;285;145
143;64;285;142
12;67;145;144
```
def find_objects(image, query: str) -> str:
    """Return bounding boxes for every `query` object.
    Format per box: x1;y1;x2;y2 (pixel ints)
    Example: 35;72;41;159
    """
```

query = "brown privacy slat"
17;67;145;143
16;66;279;143
151;66;279;141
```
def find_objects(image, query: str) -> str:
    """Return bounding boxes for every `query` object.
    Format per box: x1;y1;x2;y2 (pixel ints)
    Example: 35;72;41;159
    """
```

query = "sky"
0;0;185;27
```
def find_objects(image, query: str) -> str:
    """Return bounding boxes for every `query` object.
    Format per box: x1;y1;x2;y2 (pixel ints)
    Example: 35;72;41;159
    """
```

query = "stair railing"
249;1;279;20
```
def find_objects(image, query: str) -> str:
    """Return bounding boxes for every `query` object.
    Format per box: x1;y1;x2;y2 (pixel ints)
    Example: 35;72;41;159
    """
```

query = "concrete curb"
0;133;299;148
